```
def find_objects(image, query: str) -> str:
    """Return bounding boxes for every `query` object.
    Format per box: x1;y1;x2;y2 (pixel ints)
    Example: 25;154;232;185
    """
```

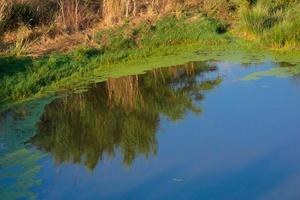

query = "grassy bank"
0;16;228;106
1;0;300;54
0;1;298;108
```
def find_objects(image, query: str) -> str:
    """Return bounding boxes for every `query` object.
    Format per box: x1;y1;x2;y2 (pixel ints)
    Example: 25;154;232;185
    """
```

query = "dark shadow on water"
29;61;222;170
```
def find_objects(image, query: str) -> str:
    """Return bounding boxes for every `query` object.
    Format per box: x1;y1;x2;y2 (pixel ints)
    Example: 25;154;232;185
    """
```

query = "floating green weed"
241;67;292;80
241;64;300;81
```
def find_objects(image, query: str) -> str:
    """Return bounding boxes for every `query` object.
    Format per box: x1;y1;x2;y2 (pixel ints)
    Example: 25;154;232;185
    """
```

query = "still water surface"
1;60;300;200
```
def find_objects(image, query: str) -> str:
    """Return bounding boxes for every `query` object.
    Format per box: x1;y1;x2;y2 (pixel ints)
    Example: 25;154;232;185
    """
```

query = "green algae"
241;67;293;80
240;60;300;81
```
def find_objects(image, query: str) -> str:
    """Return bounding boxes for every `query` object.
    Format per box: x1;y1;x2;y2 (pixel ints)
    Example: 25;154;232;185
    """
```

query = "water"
1;60;300;200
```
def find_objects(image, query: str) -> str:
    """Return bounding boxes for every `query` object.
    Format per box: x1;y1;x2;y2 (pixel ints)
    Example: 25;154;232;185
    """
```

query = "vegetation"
0;0;299;107
0;15;227;106
237;0;300;48
0;0;299;54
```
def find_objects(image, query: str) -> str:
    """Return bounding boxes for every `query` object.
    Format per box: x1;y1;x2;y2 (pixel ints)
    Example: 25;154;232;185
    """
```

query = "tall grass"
262;4;300;48
238;0;300;48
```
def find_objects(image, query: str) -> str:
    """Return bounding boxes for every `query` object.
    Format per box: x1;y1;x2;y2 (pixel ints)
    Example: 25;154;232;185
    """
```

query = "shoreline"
1;42;300;112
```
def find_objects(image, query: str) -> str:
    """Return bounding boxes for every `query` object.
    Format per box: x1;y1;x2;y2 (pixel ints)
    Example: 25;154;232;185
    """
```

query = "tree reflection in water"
30;61;222;170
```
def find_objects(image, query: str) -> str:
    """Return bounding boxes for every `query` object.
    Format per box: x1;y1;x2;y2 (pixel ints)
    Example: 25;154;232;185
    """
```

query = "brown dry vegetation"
1;0;298;55
0;0;244;56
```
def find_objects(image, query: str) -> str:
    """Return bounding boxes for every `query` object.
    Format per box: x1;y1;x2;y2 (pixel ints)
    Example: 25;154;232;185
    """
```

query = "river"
1;58;300;200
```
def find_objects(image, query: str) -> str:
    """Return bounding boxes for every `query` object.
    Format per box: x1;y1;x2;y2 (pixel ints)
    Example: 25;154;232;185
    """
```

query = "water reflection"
30;61;221;170
0;99;51;200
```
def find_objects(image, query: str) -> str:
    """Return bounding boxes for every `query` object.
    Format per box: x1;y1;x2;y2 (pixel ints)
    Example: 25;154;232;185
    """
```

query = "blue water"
1;60;300;200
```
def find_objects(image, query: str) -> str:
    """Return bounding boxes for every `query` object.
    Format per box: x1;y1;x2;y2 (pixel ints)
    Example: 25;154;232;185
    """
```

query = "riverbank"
1;12;300;110
1;0;300;55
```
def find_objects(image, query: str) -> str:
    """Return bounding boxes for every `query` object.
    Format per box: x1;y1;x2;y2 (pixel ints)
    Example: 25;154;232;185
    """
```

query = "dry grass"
0;0;6;20
56;0;100;32
0;0;197;55
0;0;12;20
29;33;89;57
1;0;297;55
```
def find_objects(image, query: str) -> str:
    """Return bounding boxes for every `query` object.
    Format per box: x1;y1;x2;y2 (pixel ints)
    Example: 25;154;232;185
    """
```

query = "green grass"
94;15;229;59
238;0;300;48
